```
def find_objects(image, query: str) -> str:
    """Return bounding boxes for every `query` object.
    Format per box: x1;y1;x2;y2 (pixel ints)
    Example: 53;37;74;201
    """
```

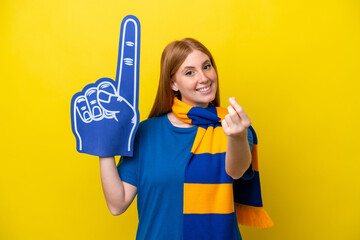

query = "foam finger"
74;95;92;123
115;15;140;108
97;80;117;119
85;87;103;121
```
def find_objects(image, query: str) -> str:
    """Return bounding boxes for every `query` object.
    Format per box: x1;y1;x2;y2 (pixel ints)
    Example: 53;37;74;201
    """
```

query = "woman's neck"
167;112;194;128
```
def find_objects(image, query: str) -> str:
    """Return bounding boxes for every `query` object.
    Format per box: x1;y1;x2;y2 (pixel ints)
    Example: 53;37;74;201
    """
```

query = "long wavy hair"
148;38;220;118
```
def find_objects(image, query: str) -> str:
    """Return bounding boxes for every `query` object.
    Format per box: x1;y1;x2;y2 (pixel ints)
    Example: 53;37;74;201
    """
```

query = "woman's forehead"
180;50;210;68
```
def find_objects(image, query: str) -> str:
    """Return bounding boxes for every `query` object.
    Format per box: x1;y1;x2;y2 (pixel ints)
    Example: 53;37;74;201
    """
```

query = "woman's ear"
171;81;179;91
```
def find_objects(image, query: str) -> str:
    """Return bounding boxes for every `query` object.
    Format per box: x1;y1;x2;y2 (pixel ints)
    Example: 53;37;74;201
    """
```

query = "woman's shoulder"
130;115;166;147
139;114;166;128
135;114;167;136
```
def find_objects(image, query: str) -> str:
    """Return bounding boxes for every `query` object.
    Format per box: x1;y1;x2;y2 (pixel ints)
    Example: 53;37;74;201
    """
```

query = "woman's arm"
222;97;252;179
99;157;137;215
225;134;252;179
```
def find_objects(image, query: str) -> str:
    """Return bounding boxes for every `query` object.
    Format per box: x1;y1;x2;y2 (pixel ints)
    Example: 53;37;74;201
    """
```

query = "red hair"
148;38;220;118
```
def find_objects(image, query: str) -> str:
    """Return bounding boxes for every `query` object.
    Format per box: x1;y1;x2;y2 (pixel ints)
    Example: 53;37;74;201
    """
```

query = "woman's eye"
204;64;211;70
185;71;193;76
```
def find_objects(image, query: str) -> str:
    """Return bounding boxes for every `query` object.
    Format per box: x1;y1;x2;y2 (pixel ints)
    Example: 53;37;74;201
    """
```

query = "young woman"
99;38;266;239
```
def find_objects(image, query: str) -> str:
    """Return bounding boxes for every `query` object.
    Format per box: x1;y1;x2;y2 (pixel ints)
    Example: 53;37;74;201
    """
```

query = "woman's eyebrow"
182;60;211;70
183;66;195;69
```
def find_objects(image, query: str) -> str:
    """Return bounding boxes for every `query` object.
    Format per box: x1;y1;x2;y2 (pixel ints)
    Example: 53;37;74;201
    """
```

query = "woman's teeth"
197;86;210;92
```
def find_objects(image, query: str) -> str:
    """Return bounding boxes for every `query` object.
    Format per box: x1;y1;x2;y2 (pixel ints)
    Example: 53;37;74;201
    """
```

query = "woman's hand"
222;97;252;179
222;97;251;139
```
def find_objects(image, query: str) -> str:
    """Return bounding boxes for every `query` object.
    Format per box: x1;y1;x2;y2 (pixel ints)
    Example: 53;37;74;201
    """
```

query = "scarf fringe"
235;203;274;229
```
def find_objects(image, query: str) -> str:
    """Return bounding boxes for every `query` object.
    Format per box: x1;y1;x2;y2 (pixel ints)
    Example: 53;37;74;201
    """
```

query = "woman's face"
171;50;217;108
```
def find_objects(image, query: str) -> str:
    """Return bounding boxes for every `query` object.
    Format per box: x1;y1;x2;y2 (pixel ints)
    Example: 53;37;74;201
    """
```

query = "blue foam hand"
71;15;140;157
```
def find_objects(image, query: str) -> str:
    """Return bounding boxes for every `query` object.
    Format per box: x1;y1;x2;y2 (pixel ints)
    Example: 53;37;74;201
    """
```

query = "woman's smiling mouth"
197;85;211;93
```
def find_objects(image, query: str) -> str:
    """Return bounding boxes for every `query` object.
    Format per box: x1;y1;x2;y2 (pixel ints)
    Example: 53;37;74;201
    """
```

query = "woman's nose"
198;71;209;83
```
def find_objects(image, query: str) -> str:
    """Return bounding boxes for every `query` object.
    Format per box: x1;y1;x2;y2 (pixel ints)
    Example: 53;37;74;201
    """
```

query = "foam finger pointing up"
115;15;141;107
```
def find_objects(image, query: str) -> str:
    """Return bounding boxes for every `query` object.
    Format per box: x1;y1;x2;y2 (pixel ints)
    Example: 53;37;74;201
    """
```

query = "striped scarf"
172;98;273;240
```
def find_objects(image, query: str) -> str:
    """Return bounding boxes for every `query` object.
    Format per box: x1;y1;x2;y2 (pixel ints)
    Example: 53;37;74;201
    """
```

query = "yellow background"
1;0;359;239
